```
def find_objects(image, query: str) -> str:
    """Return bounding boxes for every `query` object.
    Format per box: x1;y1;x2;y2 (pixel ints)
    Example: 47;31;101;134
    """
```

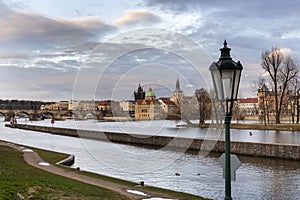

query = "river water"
1;119;300;200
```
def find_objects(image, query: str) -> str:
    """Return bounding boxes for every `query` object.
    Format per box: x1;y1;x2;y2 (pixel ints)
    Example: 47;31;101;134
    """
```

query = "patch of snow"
22;149;33;152
126;189;148;196
38;162;50;167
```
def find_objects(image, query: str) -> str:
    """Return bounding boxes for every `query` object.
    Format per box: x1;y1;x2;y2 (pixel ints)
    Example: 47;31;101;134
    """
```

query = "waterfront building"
97;101;111;111
257;84;296;122
68;100;79;111
67;100;98;111
119;100;135;117
170;78;199;121
158;98;180;119
135;87;162;120
41;101;69;110
78;101;98;111
237;98;259;117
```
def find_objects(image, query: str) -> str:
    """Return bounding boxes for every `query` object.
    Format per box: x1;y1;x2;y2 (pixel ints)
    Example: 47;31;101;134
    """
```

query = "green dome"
145;87;155;97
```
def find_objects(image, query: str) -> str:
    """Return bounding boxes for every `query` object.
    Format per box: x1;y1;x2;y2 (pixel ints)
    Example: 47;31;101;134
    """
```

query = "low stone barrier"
6;124;300;160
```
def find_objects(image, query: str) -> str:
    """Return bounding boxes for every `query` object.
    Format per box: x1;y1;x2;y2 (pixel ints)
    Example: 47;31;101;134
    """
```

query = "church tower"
172;77;183;100
134;84;145;102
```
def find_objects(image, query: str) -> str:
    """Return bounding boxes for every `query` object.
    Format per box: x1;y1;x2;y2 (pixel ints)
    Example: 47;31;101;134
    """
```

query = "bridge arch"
61;111;74;119
16;111;30;118
0;112;6;121
83;112;97;120
0;110;15;121
40;111;54;119
16;111;40;121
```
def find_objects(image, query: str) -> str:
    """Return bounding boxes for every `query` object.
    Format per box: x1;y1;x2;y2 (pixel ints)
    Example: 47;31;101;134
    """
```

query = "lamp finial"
223;40;227;47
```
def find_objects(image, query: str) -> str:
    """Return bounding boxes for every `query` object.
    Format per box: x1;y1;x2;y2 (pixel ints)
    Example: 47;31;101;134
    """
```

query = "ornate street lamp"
209;40;243;200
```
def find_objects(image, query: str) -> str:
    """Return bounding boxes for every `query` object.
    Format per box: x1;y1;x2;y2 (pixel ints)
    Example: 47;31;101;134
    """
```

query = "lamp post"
209;40;243;200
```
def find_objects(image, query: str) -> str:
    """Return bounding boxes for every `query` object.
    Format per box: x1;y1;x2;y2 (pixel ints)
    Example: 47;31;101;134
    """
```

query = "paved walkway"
1;142;177;200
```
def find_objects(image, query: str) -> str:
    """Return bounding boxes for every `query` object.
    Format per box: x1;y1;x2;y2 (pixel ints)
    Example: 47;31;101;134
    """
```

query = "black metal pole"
224;112;232;200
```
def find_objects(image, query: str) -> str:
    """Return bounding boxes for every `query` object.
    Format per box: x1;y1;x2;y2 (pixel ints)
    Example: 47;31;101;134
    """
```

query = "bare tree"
195;88;211;124
261;48;298;123
209;89;222;124
232;103;247;123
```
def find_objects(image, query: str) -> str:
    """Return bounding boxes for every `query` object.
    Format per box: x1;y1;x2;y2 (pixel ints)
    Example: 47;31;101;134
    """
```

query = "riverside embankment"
6;123;300;160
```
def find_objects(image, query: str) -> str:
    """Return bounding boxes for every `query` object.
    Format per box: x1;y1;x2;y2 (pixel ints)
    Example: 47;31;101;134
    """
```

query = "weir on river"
7;122;300;160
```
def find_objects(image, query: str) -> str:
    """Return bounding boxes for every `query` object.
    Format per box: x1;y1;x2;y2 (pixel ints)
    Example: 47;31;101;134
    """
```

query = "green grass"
0;145;130;200
33;148;70;164
36;148;209;200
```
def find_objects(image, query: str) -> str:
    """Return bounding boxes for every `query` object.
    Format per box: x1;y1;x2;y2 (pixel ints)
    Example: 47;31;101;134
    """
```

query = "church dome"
145;87;156;100
146;87;155;97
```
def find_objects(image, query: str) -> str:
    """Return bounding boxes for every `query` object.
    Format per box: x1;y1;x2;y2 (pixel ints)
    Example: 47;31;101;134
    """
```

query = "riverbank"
6;123;300;160
196;123;300;131
0;141;208;200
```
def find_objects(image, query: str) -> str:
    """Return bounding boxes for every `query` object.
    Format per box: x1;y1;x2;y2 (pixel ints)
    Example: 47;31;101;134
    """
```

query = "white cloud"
0;5;115;48
279;48;292;55
114;9;161;28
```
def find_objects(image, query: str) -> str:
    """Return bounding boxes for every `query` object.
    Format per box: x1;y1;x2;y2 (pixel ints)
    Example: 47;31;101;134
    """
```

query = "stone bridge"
0;109;105;121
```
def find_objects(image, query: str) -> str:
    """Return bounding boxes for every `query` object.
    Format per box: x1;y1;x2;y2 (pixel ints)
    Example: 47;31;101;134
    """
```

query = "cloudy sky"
0;0;299;101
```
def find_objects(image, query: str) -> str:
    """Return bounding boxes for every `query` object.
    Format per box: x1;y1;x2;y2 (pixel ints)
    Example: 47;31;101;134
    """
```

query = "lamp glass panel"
221;69;234;100
232;69;242;100
210;63;224;101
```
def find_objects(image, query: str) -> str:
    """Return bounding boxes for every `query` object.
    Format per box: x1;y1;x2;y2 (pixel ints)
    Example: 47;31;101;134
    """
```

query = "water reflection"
0;119;300;199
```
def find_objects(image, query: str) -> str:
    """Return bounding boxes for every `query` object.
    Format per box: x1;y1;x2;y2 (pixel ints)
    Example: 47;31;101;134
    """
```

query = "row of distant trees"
0;100;54;110
194;47;299;125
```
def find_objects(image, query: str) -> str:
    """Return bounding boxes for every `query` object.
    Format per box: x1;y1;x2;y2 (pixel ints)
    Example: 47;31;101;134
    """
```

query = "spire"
175;77;181;91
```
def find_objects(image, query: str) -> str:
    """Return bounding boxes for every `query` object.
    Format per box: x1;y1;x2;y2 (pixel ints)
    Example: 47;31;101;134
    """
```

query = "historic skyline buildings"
134;87;162;120
38;78;200;121
7;76;298;122
134;78;198;120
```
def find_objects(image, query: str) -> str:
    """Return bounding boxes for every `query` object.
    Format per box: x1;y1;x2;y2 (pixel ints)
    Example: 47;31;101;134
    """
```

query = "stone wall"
6;124;300;160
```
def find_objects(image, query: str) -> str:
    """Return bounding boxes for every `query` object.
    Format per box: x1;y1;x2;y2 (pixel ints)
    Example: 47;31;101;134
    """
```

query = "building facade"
237;98;258;116
135;87;162;120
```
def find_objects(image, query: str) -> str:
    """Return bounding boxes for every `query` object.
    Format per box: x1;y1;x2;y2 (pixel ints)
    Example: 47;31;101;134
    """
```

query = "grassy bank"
0;145;129;200
1;144;209;200
198;123;300;131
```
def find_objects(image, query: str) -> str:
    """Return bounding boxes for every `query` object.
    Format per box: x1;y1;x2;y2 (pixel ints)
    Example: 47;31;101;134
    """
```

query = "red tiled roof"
98;101;110;106
159;98;176;106
238;98;258;103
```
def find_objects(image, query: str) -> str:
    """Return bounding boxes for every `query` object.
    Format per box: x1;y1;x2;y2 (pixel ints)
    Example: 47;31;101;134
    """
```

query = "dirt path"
1;142;177;200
